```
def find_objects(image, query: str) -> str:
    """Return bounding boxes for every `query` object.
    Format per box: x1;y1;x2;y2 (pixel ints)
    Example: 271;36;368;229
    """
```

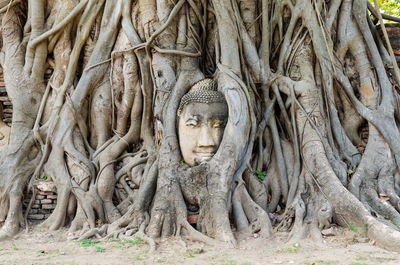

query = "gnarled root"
232;178;273;239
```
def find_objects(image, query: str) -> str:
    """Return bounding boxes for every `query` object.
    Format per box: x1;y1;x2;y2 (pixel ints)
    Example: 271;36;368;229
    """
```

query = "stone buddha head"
177;79;228;166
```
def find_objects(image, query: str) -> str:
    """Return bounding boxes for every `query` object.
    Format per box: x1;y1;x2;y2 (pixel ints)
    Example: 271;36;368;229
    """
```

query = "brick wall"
0;75;12;126
23;190;57;220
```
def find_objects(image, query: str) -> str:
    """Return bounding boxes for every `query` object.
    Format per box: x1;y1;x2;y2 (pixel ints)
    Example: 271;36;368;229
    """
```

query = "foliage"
255;170;266;181
369;0;400;17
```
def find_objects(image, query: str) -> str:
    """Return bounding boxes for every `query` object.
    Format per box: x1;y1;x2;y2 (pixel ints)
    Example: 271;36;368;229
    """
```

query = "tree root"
233;178;273;238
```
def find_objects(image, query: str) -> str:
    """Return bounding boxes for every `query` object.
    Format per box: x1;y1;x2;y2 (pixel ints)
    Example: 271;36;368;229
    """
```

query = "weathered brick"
46;194;57;199
31;204;40;209
41;199;52;204
42;204;56;210
187;215;199;224
29;209;38;214
28;214;45;220
35;195;45;200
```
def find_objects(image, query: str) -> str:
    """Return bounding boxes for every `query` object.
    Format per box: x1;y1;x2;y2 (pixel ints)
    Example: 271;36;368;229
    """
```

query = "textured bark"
1;0;400;253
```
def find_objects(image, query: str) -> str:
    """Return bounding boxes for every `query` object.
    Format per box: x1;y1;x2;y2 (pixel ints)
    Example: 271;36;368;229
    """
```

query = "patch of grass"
275;243;301;254
355;254;395;263
222;260;237;265
79;239;101;247
95;246;105;253
156;257;167;263
355;255;368;261
373;256;395;263
129;237;145;245
12;244;18;251
109;238;144;249
132;254;149;261
133;255;143;261
314;260;339;265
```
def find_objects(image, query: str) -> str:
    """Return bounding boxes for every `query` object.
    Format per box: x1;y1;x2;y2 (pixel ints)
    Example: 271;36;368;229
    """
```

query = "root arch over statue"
1;0;400;252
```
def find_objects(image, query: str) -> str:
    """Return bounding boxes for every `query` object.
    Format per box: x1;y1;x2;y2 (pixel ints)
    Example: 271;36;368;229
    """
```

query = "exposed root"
233;178;273;238
3;0;400;254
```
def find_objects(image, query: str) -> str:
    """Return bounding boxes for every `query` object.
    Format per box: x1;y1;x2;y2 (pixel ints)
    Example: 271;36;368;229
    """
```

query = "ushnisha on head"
177;79;228;166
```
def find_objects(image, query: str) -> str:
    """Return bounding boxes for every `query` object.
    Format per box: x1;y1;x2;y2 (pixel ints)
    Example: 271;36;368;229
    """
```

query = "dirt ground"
0;224;398;265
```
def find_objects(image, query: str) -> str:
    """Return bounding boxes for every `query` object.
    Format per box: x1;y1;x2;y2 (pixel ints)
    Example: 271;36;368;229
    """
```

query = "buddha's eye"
212;120;225;128
185;119;198;127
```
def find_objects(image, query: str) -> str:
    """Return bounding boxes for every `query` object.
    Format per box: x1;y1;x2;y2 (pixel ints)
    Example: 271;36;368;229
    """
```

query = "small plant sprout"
255;170;266;181
349;223;359;232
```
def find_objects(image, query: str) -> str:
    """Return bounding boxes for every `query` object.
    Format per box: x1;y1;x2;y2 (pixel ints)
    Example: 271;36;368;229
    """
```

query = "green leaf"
255;170;266;181
347;169;354;175
42;176;48;181
369;0;400;17
349;223;359;232
95;246;105;253
188;252;195;258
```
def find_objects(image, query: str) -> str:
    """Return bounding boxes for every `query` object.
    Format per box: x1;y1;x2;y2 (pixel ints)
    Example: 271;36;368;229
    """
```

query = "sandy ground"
0;225;398;265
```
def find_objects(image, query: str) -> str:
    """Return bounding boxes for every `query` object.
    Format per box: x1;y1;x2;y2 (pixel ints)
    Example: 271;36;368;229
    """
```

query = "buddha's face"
178;102;228;166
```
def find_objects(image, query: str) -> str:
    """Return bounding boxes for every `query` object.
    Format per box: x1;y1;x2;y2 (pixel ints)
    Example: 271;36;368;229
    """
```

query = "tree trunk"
1;0;400;252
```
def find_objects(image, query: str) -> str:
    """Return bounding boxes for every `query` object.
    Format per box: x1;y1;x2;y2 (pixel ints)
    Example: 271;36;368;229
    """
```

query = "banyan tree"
1;0;400;252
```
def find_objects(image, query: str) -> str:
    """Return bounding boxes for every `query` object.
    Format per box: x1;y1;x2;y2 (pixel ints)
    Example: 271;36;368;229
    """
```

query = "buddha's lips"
194;152;215;158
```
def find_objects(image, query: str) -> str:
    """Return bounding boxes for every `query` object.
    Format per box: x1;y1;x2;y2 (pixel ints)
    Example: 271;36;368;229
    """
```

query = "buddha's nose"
198;125;216;147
